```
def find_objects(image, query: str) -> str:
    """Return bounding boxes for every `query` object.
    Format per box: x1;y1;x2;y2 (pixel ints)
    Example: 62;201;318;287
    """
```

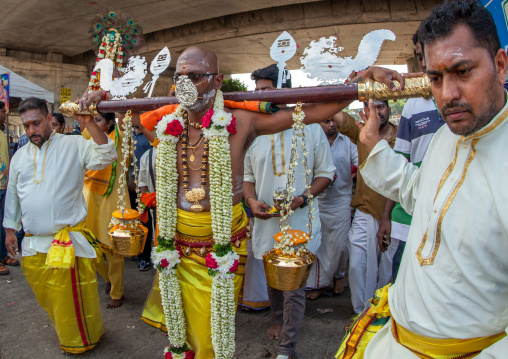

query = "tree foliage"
221;78;248;92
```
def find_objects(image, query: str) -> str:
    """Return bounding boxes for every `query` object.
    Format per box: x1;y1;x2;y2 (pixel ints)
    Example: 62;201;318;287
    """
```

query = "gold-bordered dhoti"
141;203;248;359
22;252;103;354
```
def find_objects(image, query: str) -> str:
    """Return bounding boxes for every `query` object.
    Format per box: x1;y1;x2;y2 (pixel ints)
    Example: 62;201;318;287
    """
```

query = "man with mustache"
3;97;117;353
332;100;398;317
337;1;508;358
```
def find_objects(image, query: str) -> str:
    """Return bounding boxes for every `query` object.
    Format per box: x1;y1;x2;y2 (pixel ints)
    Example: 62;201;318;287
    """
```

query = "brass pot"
263;248;315;291
108;224;148;257
108;209;148;257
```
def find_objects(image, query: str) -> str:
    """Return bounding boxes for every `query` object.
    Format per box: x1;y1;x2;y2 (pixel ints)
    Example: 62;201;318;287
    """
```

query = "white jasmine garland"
159;271;186;347
210;276;236;358
154;120;187;351
203;90;237;358
275;105;314;256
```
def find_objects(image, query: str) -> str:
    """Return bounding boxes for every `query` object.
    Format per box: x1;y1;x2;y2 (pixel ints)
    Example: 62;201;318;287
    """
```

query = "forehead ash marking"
21;111;45;124
450;47;464;57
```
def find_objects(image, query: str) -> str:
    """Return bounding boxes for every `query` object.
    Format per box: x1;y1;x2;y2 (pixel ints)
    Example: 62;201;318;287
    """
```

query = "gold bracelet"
244;196;257;208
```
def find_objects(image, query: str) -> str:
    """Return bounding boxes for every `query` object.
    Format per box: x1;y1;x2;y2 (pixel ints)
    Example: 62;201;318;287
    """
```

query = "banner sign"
0;73;9;113
60;87;71;104
483;0;508;80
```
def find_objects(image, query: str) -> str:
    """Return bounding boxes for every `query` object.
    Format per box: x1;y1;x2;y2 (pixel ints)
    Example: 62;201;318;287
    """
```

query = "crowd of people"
1;0;507;358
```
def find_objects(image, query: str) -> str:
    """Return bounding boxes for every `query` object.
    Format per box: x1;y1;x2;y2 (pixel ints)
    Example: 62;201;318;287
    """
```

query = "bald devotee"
3;97;117;353
336;1;508;358
81;47;405;359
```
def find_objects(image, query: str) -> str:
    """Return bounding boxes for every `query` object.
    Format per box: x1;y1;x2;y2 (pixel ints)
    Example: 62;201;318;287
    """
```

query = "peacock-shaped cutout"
88;10;144;92
300;29;396;84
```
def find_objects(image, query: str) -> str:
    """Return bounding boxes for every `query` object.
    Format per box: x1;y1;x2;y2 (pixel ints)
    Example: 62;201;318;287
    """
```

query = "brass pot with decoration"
263;230;316;291
107;209;148;257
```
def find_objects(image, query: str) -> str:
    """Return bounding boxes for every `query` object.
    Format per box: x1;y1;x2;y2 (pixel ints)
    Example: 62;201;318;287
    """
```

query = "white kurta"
3;133;117;258
244;124;335;259
242;124;334;308
138;147;156;193
307;133;357;289
360;99;508;356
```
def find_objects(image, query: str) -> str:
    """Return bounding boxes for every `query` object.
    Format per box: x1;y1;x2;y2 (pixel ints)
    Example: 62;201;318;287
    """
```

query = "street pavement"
1;253;352;358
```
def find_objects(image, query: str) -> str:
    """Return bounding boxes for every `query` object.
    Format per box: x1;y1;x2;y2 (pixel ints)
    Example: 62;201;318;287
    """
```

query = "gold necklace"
187;135;204;162
381;124;393;140
32;136;53;184
182;113;208;213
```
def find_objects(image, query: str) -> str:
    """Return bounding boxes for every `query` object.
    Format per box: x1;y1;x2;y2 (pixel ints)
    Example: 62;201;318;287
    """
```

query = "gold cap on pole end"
59;100;99;117
358;74;431;102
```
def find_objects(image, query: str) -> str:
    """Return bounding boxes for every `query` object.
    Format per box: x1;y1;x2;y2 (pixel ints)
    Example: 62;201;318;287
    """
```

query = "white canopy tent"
0;65;55;138
0;64;54;103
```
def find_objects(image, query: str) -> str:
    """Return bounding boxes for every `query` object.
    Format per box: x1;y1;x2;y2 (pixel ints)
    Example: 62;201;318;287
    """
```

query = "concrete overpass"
0;0;440;105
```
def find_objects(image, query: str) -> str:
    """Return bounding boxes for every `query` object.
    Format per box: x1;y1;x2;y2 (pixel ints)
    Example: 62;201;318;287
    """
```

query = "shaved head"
174;46;224;114
177;46;219;73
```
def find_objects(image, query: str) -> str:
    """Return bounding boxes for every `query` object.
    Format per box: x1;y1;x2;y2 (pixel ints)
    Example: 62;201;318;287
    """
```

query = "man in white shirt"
137;147;156;271
4;97;117;354
306;117;358;299
243;64;335;359
337;1;508;358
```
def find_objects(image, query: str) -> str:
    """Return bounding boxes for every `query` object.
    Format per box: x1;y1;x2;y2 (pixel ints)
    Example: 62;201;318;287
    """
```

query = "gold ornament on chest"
184;187;206;213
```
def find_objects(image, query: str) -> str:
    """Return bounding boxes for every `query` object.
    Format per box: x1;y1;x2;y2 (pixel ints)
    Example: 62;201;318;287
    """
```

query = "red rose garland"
165;119;184;136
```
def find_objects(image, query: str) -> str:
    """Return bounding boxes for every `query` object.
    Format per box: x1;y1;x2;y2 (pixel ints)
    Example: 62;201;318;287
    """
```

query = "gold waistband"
392;319;506;359
175;226;249;258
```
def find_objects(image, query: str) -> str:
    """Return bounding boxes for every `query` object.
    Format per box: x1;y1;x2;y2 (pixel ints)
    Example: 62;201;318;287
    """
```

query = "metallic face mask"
175;75;198;107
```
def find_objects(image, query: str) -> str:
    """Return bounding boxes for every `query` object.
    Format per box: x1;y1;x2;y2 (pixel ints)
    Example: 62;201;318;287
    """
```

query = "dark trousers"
138;209;154;262
392;240;406;281
267;284;306;356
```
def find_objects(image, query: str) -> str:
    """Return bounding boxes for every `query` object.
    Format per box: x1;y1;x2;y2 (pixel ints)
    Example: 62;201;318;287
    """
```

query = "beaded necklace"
181;113;208;213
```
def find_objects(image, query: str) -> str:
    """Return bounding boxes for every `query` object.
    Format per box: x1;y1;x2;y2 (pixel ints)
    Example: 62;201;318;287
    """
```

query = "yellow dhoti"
22;252;104;353
336;285;506;359
141;203;249;359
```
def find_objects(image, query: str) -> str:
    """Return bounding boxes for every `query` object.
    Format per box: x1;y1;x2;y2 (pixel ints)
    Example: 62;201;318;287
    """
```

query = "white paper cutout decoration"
96;56;148;99
300;29;396;84
143;46;171;97
270;31;297;88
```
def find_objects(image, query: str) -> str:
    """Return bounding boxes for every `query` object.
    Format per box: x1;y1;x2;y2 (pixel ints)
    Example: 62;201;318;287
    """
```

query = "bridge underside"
0;0;439;109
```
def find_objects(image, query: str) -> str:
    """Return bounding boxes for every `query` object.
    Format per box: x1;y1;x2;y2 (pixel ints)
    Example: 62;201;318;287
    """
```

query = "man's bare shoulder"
226;107;255;119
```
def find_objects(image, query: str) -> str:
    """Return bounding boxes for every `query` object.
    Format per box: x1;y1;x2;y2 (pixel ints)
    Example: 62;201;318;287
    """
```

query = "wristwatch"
299;194;308;208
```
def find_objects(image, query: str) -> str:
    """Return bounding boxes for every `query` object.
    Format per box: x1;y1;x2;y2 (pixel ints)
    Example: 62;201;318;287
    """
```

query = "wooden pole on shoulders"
60;75;431;116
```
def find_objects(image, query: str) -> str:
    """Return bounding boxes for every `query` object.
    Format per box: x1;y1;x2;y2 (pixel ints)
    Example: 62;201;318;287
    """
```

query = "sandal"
0;263;9;275
1;256;19;266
